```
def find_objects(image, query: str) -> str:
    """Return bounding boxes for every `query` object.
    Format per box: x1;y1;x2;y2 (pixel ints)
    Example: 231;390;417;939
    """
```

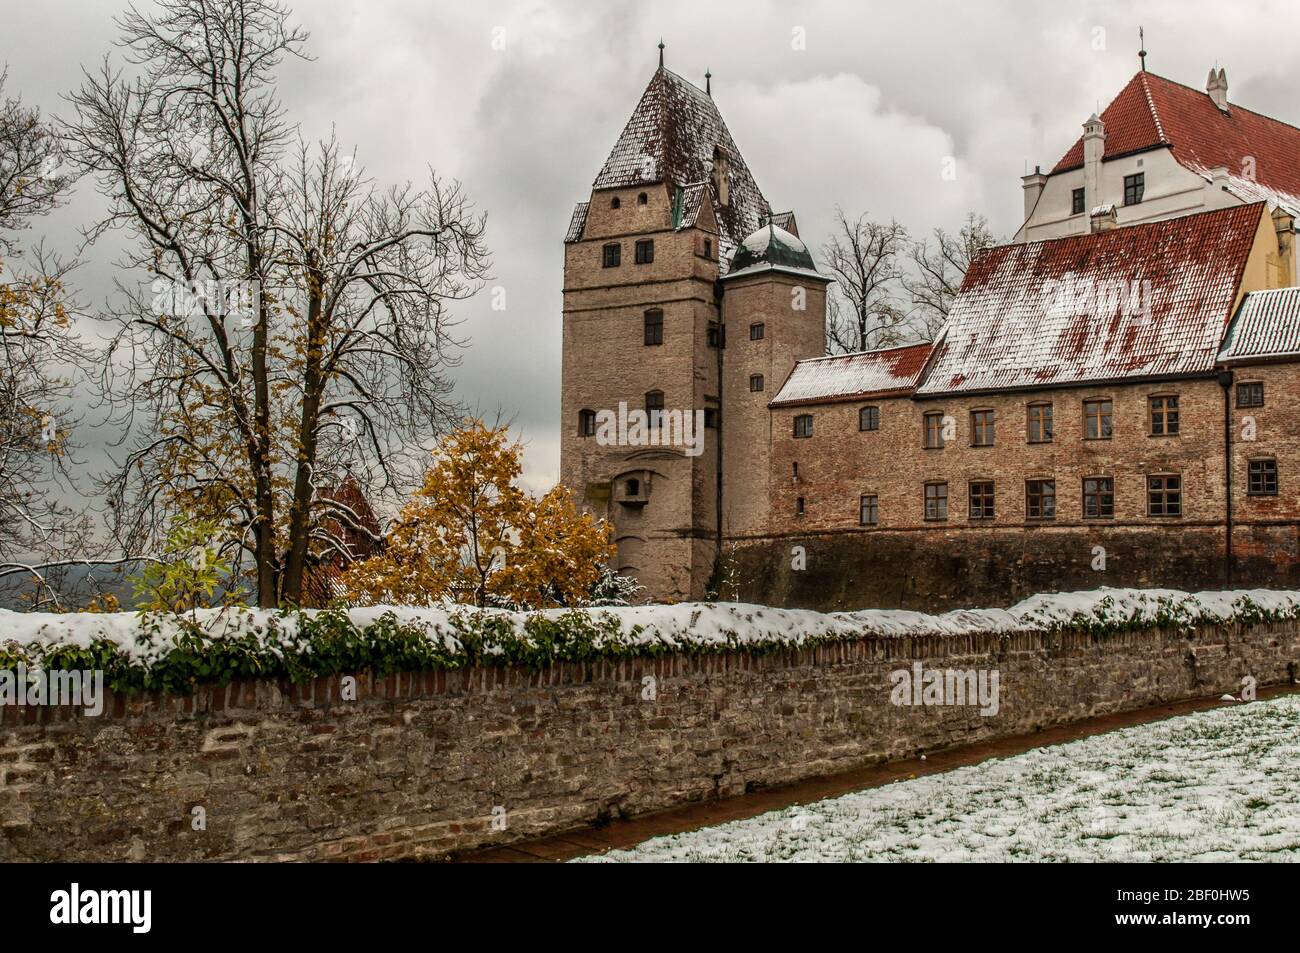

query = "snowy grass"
578;694;1300;862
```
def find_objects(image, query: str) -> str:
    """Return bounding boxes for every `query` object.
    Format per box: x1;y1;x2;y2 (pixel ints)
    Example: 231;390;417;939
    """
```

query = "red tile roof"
1054;71;1300;211
915;203;1265;397
772;342;934;406
1218;288;1300;363
591;67;770;260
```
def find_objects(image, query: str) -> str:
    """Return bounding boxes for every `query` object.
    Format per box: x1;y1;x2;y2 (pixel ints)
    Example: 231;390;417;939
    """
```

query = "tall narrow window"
969;481;995;519
634;239;654;264
971;409;995;447
796;496;805;515
645;390;664;428
1027;403;1053;443
923;412;945;449
1123;172;1145;206
793;414;814;439
1149;395;1179;435
643;309;663;346
704;408;719;429
1083;399;1113;439
859;406;880;431
1147;474;1181;516
924;482;948;521
578;408;596;437
1248;459;1278;496
749;374;764;392
1083;477;1114;519
703;238;712;259
1026;479;1056;520
602;242;621;268
1071;187;1085;215
859;494;879;526
707;322;723;348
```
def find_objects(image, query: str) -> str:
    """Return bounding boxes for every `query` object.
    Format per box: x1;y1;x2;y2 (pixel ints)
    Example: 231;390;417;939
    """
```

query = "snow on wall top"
1218;287;1300;362
771;342;933;406
592;67;770;253
1053;70;1300;213
915;203;1263;397
3;588;1298;669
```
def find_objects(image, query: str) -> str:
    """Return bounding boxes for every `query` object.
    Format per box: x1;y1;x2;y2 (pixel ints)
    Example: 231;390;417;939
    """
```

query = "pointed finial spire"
705;68;712;96
1139;26;1147;71
658;39;664;69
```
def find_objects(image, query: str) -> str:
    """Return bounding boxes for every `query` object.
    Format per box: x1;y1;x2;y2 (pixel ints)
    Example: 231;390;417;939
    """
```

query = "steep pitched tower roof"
1054;70;1300;212
587;65;771;263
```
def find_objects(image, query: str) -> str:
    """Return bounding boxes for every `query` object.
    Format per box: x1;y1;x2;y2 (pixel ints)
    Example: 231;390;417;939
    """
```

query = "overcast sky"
6;0;1300;500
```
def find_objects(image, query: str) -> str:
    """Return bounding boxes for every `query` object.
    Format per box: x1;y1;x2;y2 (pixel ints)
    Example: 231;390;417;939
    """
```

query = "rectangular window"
578;409;596;437
969;481;995;520
1084;399;1113;439
1027;403;1053;443
703;239;712;259
707;321;723;348
749;374;764;392
923;412;945;449
749;322;765;341
1083;477;1114;519
1026;479;1056;520
1248;459;1278;496
634;239;654;264
924;482;948;521
643;309;663;346
704;408;719;429
601;243;621;268
1123;172;1145;206
793;414;813;439
1147;474;1181;517
1149;395;1179;435
1071;187;1085;215
859;494;878;527
796;496;805;515
971;409;995;447
859;406;880;431
1236;382;1264;408
645;390;664;428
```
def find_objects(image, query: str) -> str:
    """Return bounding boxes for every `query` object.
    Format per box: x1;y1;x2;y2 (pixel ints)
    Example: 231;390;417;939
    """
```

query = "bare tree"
63;0;489;607
821;208;909;354
906;212;997;339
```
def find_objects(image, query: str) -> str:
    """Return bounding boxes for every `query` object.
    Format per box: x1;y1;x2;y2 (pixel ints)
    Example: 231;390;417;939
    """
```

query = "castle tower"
560;59;777;602
719;221;830;539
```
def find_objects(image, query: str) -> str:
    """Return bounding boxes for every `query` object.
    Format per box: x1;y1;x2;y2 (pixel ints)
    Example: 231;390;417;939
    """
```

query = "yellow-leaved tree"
343;421;614;608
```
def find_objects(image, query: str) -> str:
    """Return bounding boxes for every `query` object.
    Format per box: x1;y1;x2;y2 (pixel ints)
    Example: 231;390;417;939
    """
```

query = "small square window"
859;494;878;527
1147;474;1181;517
859;406;880;431
1236;382;1264;408
793;414;813;439
1248;459;1278;496
749;322;765;341
1071;188;1085;215
634;239;654;264
749;374;764;392
602;243;621;268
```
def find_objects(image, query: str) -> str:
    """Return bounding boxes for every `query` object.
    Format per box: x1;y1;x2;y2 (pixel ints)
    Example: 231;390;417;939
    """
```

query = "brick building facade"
562;60;1300;608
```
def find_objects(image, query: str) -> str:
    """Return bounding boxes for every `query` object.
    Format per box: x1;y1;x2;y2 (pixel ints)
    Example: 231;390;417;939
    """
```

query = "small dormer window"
638;192;648;205
611;196;621;209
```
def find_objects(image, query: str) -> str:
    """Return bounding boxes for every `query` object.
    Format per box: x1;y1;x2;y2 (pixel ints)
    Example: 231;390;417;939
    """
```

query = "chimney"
1021;165;1048;220
1082;113;1106;213
1090;204;1118;233
1207;67;1229;112
712;146;731;207
1272;206;1295;286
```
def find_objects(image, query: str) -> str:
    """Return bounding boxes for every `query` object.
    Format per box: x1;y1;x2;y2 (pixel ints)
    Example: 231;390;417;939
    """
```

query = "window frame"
1025;479;1056;520
1027;402;1053;444
601;242;621;268
1146;473;1182;517
1236;381;1264;408
924;482;949;521
923;411;946;449
1083;398;1113;440
968;480;995;520
859;494;879;527
1247;458;1279;496
749;374;764;393
645;389;664;428
1071;187;1085;215
970;409;995;447
793;414;814;439
749;322;765;341
859;406;880;432
578;408;597;437
1148;394;1180;436
634;238;654;265
643;308;664;346
1123;172;1145;206
1083;476;1115;519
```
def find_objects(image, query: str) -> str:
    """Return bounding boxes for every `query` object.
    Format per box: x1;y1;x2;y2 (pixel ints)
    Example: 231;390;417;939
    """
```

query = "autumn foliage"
343;421;614;608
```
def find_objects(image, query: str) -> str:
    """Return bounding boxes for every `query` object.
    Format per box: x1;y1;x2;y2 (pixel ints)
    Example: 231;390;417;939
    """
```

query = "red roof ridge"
793;340;933;365
1139;71;1169;146
1144;70;1300;137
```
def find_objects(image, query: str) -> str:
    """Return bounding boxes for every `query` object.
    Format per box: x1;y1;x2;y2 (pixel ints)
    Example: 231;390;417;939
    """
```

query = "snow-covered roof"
771;342;934;407
724;222;827;282
1054;70;1300;215
916;203;1264;397
592;66;770;255
1218;287;1300;363
564;201;589;244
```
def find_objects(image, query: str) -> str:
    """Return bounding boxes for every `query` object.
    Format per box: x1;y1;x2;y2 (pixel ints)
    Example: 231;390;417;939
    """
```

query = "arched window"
645;390;664;427
637;192;648;205
644;309;663;345
578;408;596;437
611;196;621;209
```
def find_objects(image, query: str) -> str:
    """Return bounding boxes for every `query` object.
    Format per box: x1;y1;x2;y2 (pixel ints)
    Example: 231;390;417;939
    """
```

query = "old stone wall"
3;620;1297;862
